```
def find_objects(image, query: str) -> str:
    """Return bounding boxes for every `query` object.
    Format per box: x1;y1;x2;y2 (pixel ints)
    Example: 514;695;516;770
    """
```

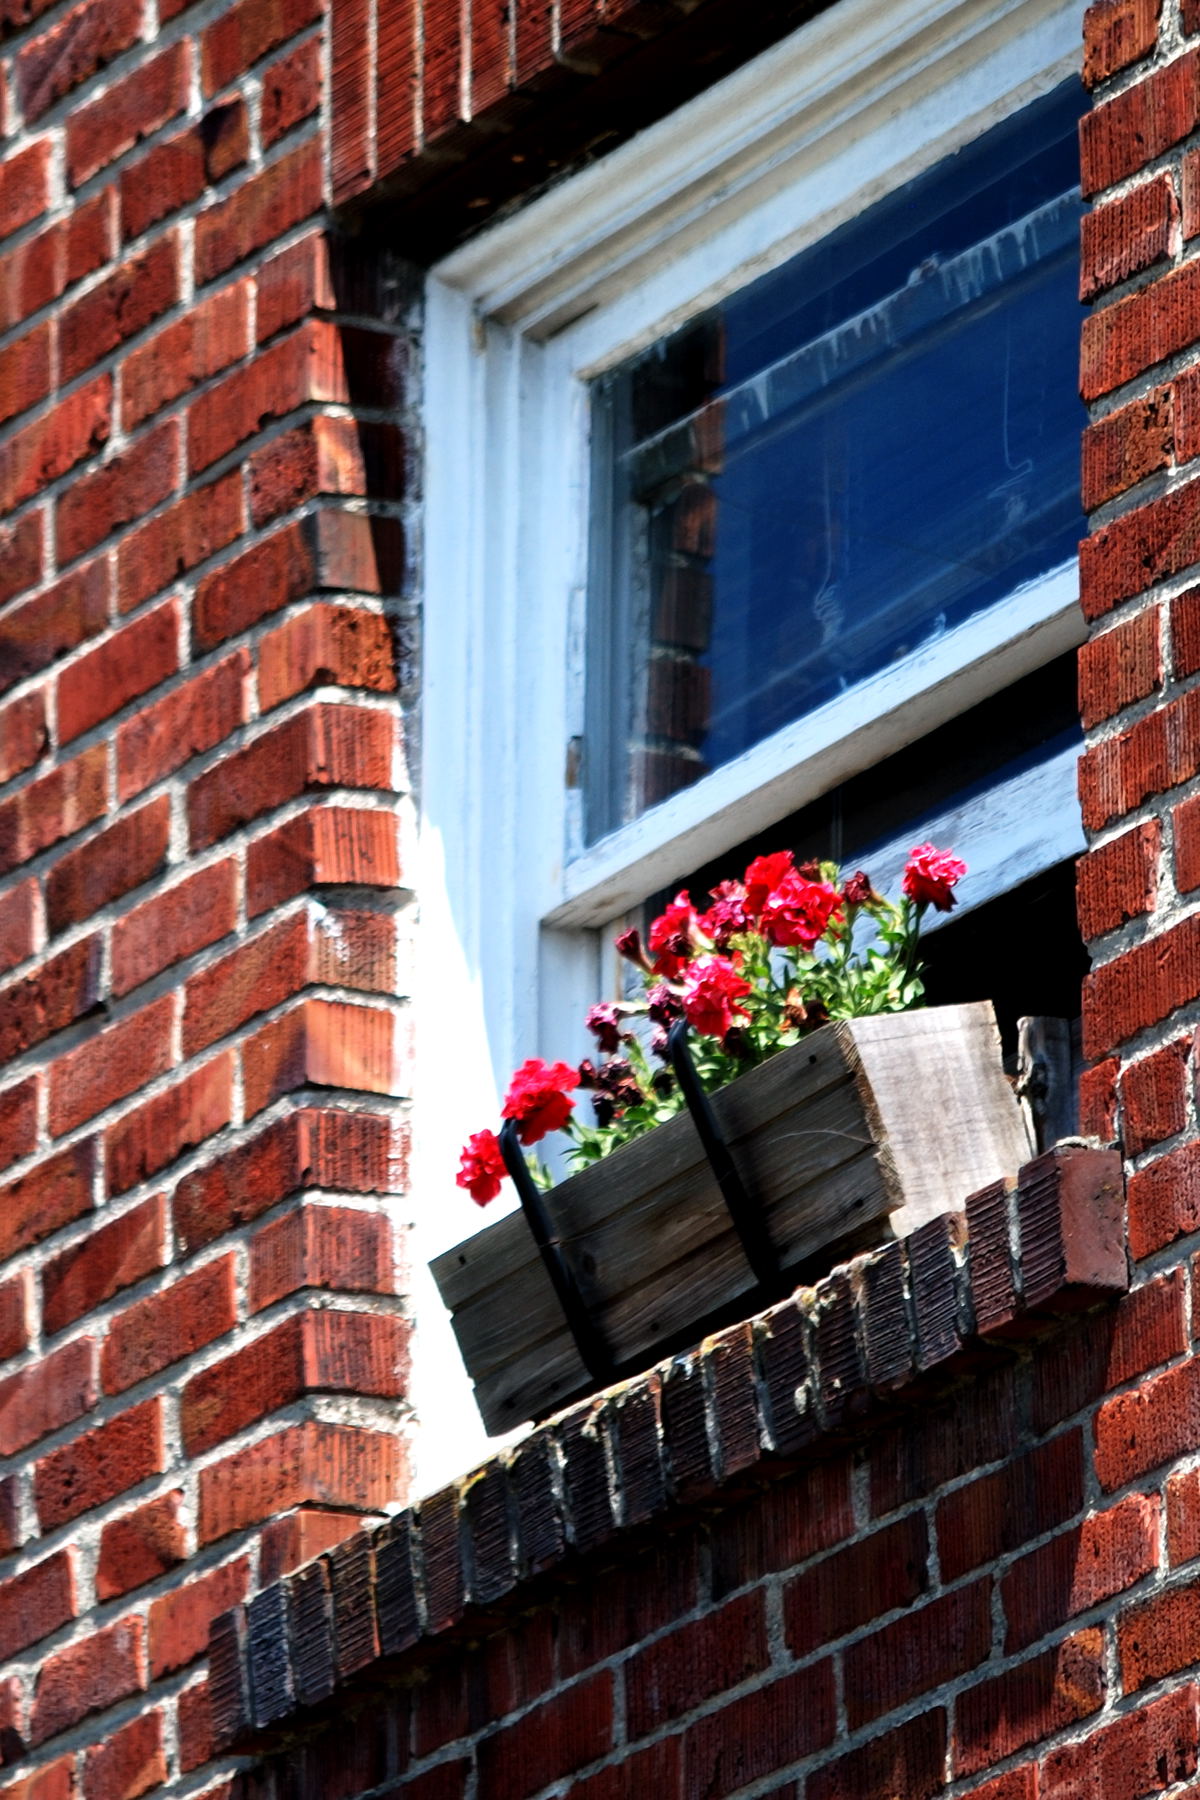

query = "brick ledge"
207;1144;1126;1752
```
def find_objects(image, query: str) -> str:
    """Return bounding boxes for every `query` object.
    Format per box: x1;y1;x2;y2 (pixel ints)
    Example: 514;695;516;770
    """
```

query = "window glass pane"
585;81;1087;842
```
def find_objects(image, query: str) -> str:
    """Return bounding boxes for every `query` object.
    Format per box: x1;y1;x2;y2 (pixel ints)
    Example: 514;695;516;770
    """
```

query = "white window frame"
413;0;1086;1292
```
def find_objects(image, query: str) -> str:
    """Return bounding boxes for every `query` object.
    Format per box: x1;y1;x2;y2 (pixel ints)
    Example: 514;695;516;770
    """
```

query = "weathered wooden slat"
432;1001;1032;1434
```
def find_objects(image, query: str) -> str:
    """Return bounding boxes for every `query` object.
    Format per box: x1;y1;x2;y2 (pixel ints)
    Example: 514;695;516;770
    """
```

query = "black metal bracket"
667;1019;781;1294
498;1117;617;1386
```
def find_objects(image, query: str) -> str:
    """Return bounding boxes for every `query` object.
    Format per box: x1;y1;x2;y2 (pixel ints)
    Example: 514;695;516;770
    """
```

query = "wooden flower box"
431;1001;1033;1435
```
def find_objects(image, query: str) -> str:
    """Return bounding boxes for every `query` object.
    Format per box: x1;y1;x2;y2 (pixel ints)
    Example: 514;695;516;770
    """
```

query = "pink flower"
680;955;752;1039
614;926;651;970
648;891;699;977
743;851;795;922
902;844;967;913
502;1058;579;1144
698;880;750;948
456;1129;507;1206
761;871;843;948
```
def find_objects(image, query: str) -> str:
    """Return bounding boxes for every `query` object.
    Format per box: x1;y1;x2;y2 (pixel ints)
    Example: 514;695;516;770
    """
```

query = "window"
417;0;1086;1316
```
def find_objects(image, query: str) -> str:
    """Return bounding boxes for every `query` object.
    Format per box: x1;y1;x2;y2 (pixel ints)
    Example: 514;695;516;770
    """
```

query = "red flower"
902;844;967;913
743;851;795;921
456;1129;507;1206
680;955;752;1039
761;871;843;948
648;891;698;977
502;1058;579;1144
698;880;750;948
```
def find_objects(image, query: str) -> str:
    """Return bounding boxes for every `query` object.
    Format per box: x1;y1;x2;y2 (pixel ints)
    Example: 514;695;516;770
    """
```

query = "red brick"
262;35;322;147
0;1269;29;1359
0;139;52;239
0;321;52;428
1088;261;1200;406
42;1196;166;1337
247;416;405;526
15;0;143;122
330;0;372;199
173;1107;407;1254
148;1557;250;1679
45;797;169;933
474;1673;614;1800
783;1513;928;1659
187;704;398;852
242;998;402;1116
563;1743;678;1800
0;1473;17;1557
0;937;103;1063
1121;1036;1191;1154
116;471;244;611
1171;582;1200;679
1121;1578;1200;1689
181;910;308;1056
0;1334;96;1454
30;1616;146;1746
0;742;107;874
1083;0;1162;88
66;44;189;186
957;1776;1037;1800
197;1418;403;1543
59;238;180;388
680;1664;837;1800
1084;910;1200;1058
0;1075;38;1172
56;421;180;570
0;191;112;337
34;1399;163;1530
0;1140;95;1262
105;1055;234;1196
177;1681;213;1773
955;1629;1106;1777
1173;789;1200;893
194;138;324;287
0;1762;75;1800
119;130;205;244
1098;1354;1200;1491
186;319;347;475
111;860;238;998
1128;1137;1200;1256
1080;50;1200;197
938;1432;1084;1581
623;1592;768;1739
0;688;47;785
122;285;250;433
201;0;324;94
1036;1269;1186;1432
181;1308;408;1454
843;1580;989;1729
1003;1492;1160;1652
255;231;335;344
101;1255;236;1395
259;604;397;712
194;511;403;650
377;0;417;170
115;650;249;803
0;374;112;517
247;805;404;916
0;510;45;607
0;1551;76;1661
807;1711;946;1800
0;880;39;980
259;1505;369;1581
1083;388;1172;515
1170;1464;1200;1563
249;1203;396;1311
49;994;175;1138
96;1491;186;1600
1078;608;1161;731
1040;1685;1199;1800
1077;821;1158;939
0;558;110;695
82;1710;165;1800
